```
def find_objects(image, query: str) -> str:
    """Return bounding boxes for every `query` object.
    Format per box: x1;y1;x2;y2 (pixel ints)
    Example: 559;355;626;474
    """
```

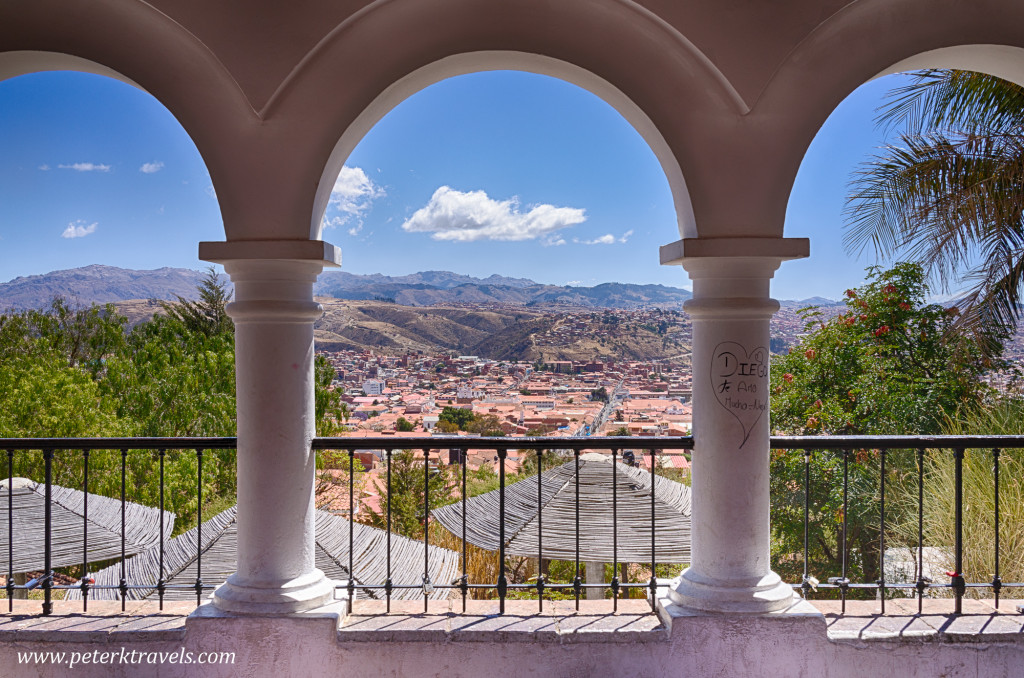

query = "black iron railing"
773;436;1024;614
312;436;694;615
2;435;1022;617
1;438;234;615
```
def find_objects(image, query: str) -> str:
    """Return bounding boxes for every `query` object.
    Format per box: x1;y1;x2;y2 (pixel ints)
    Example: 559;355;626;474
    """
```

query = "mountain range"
0;265;841;311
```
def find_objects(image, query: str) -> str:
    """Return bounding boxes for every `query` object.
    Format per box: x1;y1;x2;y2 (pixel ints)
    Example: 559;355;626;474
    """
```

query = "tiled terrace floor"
1;597;1022;643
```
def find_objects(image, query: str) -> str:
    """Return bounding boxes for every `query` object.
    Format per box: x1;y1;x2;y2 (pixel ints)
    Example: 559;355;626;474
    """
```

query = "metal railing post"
952;448;965;615
497;448;507;614
43;448;53;616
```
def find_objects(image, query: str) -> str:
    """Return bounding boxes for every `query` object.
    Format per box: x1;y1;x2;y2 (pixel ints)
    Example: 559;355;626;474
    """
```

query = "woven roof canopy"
1;477;174;574
71;505;460;602
433;452;691;563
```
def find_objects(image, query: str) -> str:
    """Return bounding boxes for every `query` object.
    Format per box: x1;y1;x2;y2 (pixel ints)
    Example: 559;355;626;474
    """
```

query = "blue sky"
0;69;907;300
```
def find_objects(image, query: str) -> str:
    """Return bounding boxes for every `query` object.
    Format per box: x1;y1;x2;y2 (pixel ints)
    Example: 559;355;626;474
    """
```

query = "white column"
661;238;807;614
200;241;340;615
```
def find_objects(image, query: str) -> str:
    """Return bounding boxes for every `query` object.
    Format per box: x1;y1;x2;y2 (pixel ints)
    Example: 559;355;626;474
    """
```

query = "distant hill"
2;265;848;313
2;266;691;311
0;265;225;311
314;271;692;308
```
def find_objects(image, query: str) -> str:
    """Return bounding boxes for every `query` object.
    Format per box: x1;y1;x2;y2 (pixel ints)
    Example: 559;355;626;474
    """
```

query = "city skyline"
1;69;916;300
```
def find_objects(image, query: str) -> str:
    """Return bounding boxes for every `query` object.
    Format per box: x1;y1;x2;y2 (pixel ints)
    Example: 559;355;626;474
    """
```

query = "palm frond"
844;129;1024;292
877;70;1024;137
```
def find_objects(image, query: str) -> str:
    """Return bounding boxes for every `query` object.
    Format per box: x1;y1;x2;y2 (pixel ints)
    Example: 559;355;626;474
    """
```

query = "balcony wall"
3;596;1022;677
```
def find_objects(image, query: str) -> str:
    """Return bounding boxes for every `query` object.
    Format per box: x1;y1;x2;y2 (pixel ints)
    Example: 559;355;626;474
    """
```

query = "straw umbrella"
2;477;174;596
432;452;691;598
70;505;460;602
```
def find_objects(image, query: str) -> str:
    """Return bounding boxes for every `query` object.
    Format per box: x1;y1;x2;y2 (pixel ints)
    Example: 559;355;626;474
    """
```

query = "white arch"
311;51;695;243
875;44;1024;87
0;51;143;90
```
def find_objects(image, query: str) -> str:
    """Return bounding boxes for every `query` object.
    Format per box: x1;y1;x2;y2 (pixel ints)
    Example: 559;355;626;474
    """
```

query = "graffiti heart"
710;341;769;448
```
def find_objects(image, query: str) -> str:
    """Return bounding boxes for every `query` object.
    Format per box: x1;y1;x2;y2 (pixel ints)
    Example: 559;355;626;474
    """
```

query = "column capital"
199;239;342;268
660;236;809;267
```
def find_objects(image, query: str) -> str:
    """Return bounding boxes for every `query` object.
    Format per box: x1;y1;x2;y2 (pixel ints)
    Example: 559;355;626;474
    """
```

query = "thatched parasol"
70;505;460;601
1;477;174;575
432;452;692;563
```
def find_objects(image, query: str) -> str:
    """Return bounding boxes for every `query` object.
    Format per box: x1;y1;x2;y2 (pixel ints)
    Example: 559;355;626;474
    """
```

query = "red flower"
874;325;890;337
845;289;857;298
783;373;794;383
805;349;817;360
899;302;911;310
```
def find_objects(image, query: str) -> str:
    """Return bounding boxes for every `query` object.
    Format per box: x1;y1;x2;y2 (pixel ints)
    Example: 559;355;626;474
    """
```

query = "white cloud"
61;220;97;239
139;161;164;174
574;229;634;245
58;162;111;172
323;166;385;232
402;186;586;242
38;164;51;171
579;234;616;245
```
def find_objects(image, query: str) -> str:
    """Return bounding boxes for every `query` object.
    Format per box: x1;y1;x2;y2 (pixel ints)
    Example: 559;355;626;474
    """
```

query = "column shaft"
212;259;335;614
669;256;795;613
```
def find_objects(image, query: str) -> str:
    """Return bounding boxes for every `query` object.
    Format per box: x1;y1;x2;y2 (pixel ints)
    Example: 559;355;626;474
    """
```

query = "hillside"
314;271;692;308
0;265;223;311
2;266;693;311
313;300;691;362
313;300;551;355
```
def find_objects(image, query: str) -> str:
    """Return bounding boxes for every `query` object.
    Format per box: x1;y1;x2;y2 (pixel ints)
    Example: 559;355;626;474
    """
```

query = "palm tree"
843;69;1024;345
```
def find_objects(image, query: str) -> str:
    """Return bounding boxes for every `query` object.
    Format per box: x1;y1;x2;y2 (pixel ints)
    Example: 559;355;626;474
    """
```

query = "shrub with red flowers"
768;263;1003;588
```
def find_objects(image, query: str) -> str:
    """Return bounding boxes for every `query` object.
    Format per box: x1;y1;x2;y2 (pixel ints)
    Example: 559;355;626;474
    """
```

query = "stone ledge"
0;600;191;643
813;598;1024;644
337;599;668;644
4;596;1023;649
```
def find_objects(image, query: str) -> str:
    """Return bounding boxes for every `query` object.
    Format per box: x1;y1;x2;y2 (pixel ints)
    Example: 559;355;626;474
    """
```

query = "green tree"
101;314;236;437
438;406;475;430
464;414;506;437
844;70;1024;343
365;450;455;539
590;386;609;403
771;264;996;436
314;354;349;436
395;416;416;432
769;264;998;586
160;267;233;337
610;425;631;437
0;297;127;378
0;275;350;533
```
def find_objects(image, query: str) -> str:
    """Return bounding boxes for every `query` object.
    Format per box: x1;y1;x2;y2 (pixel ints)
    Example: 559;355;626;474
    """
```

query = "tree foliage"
159;267;234;337
365;450;455;540
769;264;999;587
0;273;347;532
772;263;998;436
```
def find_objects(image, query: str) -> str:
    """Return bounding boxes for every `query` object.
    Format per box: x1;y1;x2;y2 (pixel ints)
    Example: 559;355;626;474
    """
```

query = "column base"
668;567;796;614
212;568;337;615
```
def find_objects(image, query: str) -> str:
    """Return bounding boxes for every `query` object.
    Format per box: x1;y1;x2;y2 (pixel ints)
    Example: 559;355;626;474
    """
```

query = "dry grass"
893;402;1024;597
